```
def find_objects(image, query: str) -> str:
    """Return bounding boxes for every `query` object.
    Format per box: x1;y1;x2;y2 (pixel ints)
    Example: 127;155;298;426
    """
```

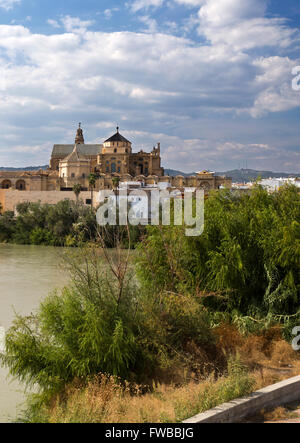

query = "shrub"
136;186;300;321
0;246;219;396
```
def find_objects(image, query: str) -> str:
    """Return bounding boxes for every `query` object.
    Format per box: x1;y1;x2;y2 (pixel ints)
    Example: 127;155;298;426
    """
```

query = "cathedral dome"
104;127;131;144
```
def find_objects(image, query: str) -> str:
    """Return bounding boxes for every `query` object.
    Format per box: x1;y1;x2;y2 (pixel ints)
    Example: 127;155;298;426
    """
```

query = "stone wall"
0;190;94;213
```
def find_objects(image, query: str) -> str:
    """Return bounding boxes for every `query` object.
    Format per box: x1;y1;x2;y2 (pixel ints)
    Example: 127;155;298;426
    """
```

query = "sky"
0;0;299;172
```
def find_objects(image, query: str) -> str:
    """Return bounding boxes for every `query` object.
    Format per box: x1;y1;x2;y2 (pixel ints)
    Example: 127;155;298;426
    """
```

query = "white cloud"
104;8;120;20
47;19;61;29
198;0;267;26
0;0;20;10
130;0;164;13
138;15;159;33
193;0;298;51
173;0;203;7
60;15;94;34
0;3;299;171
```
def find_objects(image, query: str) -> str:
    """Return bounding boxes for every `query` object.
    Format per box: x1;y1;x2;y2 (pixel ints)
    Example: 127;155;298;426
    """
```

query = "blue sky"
0;0;299;172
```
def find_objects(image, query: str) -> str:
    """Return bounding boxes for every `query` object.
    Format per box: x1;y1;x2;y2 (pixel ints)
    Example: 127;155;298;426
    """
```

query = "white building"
258;177;300;192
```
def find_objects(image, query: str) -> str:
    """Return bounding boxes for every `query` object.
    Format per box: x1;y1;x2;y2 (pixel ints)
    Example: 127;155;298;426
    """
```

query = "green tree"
136;185;300;319
72;184;82;205
88;173;97;208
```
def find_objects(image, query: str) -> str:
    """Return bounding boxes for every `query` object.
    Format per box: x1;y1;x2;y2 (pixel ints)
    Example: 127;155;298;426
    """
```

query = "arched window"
1;180;12;189
111;163;116;173
16;180;26;191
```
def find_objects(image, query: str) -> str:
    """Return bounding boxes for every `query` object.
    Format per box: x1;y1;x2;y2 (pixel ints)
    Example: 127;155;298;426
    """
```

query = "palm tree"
88;173;97;208
112;177;120;191
73;184;82;206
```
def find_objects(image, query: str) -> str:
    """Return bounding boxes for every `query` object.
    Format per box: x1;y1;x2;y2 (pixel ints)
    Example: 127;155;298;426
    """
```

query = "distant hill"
0;165;48;171
165;168;299;183
164;169;195;177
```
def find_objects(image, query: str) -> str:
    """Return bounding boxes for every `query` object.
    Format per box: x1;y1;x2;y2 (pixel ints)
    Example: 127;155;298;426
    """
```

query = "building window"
117;167;121;173
114;149;117;153
106;166;109;173
82;173;85;178
16;180;26;191
71;173;75;178
111;163;116;173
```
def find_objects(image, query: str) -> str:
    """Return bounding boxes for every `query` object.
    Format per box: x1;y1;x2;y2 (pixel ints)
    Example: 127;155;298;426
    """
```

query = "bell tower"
75;122;85;144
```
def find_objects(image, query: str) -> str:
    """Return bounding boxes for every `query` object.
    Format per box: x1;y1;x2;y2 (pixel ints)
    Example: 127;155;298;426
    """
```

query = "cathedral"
0;124;232;212
50;124;164;191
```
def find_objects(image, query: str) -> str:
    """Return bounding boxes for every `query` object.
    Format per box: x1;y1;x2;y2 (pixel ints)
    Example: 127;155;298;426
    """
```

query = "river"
0;244;69;422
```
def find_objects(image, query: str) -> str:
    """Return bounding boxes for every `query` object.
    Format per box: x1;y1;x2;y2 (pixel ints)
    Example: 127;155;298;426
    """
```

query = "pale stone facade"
0;124;232;212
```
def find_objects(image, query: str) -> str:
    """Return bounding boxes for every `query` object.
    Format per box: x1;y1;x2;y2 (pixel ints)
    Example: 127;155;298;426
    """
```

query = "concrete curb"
183;375;300;423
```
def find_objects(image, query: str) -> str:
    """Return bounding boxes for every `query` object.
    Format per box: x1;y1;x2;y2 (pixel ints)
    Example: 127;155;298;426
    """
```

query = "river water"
0;244;69;422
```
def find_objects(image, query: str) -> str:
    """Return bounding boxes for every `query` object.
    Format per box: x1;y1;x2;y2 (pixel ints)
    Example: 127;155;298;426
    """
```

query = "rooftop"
104;127;131;144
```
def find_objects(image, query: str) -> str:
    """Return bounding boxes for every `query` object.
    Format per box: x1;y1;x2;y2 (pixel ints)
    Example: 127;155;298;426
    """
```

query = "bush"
0;246;219;396
136;185;300;321
0;200;145;248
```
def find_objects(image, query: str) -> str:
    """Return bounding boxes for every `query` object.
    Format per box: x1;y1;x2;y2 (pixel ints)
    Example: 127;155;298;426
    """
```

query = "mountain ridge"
164;168;299;182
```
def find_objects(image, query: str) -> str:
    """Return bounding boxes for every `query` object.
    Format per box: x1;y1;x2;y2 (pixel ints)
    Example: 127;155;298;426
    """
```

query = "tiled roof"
63;145;89;163
104;131;131;144
52;144;102;157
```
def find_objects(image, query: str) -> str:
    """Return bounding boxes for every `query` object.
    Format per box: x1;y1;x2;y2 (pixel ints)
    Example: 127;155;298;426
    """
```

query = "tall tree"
88;173;97;208
73;184;82;206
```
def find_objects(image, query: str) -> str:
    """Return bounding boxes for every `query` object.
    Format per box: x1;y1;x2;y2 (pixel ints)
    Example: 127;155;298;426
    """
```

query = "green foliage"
136;185;300;320
1;185;299;422
1;247;216;397
0;200;144;248
2;200;97;246
1;249;140;392
0;210;15;242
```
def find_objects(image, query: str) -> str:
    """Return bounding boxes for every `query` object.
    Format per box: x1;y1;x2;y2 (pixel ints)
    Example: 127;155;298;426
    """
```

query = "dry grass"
46;362;254;423
39;325;300;423
263;407;294;422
